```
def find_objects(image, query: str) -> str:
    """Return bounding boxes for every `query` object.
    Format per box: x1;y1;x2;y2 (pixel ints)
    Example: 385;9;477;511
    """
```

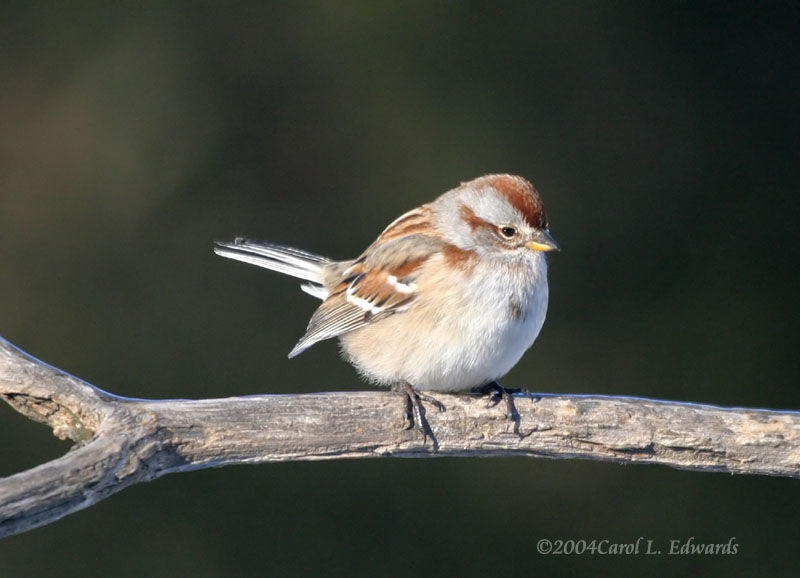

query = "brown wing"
288;210;442;357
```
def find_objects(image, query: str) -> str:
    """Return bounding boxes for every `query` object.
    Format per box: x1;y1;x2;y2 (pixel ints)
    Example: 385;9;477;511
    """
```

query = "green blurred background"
1;2;798;576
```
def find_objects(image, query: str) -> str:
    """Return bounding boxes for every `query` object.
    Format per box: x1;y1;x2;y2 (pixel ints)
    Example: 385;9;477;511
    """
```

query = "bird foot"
474;381;522;427
393;382;445;447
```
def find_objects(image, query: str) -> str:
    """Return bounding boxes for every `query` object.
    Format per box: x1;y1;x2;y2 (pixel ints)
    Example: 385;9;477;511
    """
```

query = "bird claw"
393;382;445;448
475;381;523;428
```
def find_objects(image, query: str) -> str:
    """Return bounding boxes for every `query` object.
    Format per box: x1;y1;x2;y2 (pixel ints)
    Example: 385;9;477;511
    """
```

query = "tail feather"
213;238;329;285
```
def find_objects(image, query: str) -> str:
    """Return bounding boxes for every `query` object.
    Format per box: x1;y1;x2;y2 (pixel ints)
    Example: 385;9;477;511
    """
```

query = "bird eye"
499;226;517;238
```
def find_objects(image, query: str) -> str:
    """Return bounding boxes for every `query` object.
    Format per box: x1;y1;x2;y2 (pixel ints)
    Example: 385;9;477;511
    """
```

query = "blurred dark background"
1;2;798;576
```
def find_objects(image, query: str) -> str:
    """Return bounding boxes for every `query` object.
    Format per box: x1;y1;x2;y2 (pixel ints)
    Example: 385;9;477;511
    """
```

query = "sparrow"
214;174;559;437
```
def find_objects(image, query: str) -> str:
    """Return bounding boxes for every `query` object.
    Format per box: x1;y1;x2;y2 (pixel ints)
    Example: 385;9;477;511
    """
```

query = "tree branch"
1;335;798;538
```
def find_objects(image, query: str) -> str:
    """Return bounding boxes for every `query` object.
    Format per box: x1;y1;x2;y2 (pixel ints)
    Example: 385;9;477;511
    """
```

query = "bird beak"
527;229;560;252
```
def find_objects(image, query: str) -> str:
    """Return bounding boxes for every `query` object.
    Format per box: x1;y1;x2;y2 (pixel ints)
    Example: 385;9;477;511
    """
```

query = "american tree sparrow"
215;174;559;436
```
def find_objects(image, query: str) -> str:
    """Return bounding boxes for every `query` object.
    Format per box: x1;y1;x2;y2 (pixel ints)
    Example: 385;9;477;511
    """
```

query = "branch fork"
1;336;798;539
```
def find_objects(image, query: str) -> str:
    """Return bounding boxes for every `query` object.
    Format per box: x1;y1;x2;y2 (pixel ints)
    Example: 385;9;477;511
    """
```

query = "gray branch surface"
1;336;798;538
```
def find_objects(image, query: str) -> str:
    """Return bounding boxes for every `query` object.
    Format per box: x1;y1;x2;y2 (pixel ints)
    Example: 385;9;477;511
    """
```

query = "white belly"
340;253;549;391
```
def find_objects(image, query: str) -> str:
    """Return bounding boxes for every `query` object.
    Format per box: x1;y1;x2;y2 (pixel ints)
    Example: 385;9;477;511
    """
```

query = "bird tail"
213;238;330;291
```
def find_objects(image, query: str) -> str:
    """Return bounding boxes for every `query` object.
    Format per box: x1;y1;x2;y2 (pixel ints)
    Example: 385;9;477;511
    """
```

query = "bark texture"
1;336;798;538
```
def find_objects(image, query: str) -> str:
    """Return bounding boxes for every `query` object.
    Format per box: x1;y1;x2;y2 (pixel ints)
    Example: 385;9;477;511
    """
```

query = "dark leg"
474;381;522;426
392;382;446;446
